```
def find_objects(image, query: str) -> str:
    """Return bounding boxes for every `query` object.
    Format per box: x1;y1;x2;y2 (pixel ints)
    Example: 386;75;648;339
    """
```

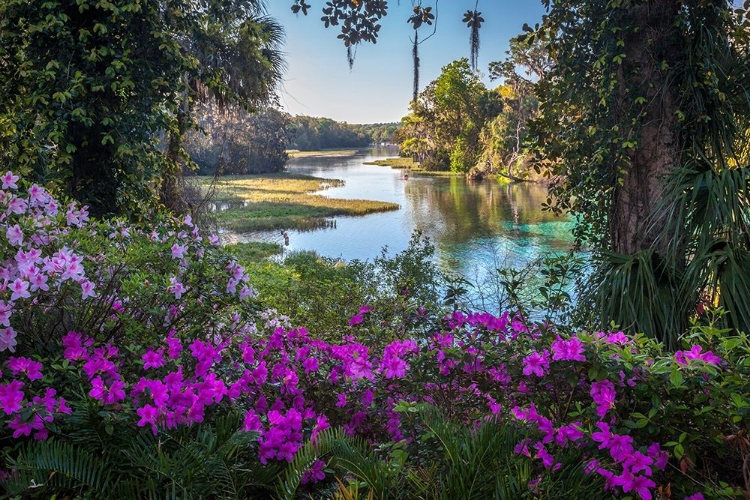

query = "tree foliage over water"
527;0;750;344
396;58;502;173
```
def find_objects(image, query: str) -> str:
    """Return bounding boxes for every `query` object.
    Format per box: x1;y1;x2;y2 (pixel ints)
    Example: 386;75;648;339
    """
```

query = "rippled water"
233;149;577;294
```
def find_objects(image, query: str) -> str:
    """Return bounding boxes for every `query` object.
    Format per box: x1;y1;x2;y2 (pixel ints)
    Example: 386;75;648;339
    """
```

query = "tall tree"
529;0;750;343
397;58;502;172
0;0;283;216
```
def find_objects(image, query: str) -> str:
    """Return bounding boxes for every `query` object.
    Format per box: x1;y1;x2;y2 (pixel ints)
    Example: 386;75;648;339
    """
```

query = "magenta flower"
675;345;721;365
6;357;43;381
522;350;550;377
0;380;25;415
684;494;705;500
590;379;617;418
142;349;166;370
136;404;160;435
243;410;262;432
551;336;586;362
300;460;326;485
381;354;408;379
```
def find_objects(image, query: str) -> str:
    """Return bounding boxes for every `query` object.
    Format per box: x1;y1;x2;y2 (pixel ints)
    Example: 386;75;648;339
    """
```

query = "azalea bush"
0;172;748;499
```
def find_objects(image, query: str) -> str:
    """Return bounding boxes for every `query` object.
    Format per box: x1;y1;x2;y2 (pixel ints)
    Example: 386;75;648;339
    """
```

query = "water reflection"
233;151;575;280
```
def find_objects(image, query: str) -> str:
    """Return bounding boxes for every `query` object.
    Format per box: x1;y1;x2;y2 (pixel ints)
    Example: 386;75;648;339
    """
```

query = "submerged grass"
196;173;399;232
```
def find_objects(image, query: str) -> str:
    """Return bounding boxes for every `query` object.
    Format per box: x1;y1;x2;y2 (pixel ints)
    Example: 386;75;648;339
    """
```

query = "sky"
265;1;547;124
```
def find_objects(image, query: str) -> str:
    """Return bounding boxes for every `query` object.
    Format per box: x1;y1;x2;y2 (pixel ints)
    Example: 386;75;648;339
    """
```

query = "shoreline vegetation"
196;172;399;233
366;156;513;184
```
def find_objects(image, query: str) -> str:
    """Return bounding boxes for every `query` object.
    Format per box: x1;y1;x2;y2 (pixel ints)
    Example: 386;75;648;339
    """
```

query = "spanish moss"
470;13;480;71
463;8;484;72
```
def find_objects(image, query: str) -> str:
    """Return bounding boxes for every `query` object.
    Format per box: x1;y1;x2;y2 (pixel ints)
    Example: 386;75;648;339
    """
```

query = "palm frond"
3;439;112;497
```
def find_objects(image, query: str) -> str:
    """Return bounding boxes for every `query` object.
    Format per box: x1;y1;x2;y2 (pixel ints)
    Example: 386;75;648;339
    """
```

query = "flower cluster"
0;172;744;500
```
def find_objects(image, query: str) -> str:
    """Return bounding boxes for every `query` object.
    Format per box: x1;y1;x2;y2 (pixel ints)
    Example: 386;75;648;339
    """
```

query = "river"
231;148;578;304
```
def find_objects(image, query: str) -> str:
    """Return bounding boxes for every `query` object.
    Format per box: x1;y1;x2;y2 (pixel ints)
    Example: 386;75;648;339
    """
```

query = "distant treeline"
289;116;399;150
185;107;400;176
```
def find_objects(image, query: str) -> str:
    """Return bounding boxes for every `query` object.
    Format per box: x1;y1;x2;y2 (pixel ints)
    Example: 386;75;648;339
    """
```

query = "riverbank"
198;173;399;232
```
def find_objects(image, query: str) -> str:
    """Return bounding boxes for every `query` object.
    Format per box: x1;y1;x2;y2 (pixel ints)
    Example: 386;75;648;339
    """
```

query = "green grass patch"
224;241;284;260
196;173;399;232
287;149;359;158
365;157;419;169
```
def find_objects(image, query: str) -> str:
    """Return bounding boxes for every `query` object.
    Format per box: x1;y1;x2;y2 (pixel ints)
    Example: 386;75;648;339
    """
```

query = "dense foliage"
396;59;502;173
0;0;283;216
289;116;399;151
185;105;291;176
0;173;748;499
522;0;750;345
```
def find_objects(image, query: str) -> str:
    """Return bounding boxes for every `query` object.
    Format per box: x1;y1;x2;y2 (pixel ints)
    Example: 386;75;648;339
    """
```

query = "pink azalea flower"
171;243;187;259
9;279;30;301
169;277;185;300
7;196;28;215
0;328;16;352
522;350;550;377
0;300;12;326
1;171;19;190
80;279;97;299
6;224;23;246
142;349;166;370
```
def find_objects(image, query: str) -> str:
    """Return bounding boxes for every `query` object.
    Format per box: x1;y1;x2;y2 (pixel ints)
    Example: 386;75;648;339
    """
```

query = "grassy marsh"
197;173;399;232
287;149;359;158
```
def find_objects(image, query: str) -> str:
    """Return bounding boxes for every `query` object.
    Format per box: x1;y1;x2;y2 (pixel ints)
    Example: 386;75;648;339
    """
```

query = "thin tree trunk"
163;107;189;213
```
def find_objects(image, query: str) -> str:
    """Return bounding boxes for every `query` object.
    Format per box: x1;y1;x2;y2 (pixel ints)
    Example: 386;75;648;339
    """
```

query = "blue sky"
265;1;547;124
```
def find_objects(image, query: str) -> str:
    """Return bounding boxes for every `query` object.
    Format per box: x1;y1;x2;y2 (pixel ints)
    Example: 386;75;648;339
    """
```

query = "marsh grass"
365;157;419;169
224;241;284;260
195;173;399;231
287;149;359;158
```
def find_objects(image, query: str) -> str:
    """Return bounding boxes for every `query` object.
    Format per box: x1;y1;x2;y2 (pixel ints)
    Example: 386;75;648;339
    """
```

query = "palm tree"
162;0;286;212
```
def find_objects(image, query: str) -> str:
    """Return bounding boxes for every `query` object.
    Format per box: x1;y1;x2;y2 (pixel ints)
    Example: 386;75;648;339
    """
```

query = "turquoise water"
230;149;578;303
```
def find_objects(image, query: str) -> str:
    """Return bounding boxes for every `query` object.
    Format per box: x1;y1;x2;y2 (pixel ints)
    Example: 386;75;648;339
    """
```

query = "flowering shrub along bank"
0;172;748;499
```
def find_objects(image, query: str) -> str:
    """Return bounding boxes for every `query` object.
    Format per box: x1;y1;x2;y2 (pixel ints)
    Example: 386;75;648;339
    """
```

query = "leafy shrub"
0;171;747;500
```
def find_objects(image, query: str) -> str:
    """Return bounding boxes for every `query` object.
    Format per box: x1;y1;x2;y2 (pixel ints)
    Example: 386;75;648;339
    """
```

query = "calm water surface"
233;149;577;288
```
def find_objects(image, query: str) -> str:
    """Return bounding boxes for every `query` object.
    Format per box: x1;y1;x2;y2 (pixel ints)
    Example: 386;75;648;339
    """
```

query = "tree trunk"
610;0;682;256
162;109;189;214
